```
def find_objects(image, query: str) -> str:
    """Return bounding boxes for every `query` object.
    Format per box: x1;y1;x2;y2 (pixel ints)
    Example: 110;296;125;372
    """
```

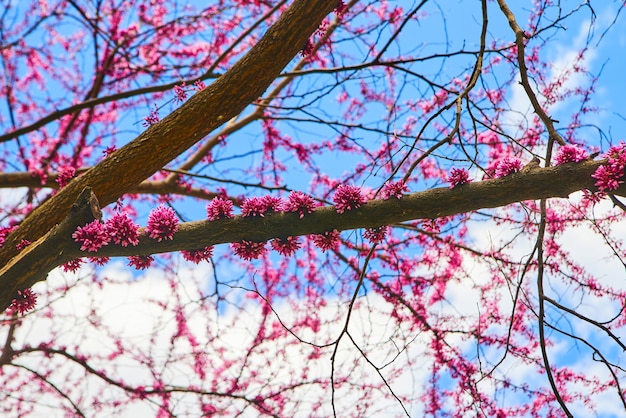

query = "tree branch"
0;159;616;311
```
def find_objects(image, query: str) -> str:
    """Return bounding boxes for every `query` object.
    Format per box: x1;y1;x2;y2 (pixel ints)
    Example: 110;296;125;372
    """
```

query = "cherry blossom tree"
1;0;626;416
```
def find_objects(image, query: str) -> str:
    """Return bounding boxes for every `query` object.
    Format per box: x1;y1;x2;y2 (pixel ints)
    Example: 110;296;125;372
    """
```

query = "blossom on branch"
128;255;154;270
8;288;37;315
146;205;178;242
16;239;31;251
0;225;17;248
206;196;234;220
592;142;626;192
56;166;76;188
333;184;366;214
363;226;388;244
106;213;140;247
260;195;283;213
173;82;187;103
380;180;408;200
554;145;588;165
142;105;159;126
72;220;110;252
271;236;301;256
311;230;340;252
62;259;83;273
241;196;269;217
232;241;267;260
447;168;471;189
494;157;522;178
283;191;317;218
181;247;214;264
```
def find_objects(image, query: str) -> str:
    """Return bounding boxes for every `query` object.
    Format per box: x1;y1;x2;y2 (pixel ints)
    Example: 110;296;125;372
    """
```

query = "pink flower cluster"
206;196;234;220
554;145;588;165
283;191;318;218
0;225;17;248
241;196;282;218
592;142;626;191
447;168;471;189
62;259;83;273
128;255;154;270
494;157;521;178
8;288;37;315
271;236;301;256
181;247;213;264
363;226;388;244
146;205;178;242
142;104;159;127
174;82;187;103
232;240;267;261
381;180;408;200
72;220;111;252
311;230;341;252
56;166;76;188
107;213;140;247
73;213;140;253
333;184;366;214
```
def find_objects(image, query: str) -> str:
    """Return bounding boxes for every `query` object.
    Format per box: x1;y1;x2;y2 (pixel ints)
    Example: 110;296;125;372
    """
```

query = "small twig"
496;0;566;146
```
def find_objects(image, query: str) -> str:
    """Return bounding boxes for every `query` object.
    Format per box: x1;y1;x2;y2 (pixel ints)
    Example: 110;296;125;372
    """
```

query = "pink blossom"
62;258;83;273
363;226;388;244
106;212;139;246
181;247;213;264
206;196;234;220
0;225;17;248
8;288;37;315
16;239;31;251
494;157;522;178
271;236;301;256
554;145;588;165
241;196;268;217
56;165;76;188
380;180;408;200
582;189;604;204
283;191;318;218
128;255;154;270
260;195;283;212
174;82;187;103
142;104;159;126
422;219;441;233
88;256;110;266
592;165;622;191
102;146;117;157
193;80;206;90
232;241;267;260
73;220;110;252
592;142;626;191
447;168;471;188
333;184;366;214
311;230;340;252
146;205;178;241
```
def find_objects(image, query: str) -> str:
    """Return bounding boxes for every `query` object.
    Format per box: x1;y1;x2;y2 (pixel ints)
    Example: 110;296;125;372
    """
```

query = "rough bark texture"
0;0;339;310
0;158;619;311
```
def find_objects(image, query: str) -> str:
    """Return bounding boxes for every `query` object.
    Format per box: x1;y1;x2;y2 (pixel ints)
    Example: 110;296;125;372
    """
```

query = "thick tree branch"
0;159;617;311
0;171;220;201
0;0;339;303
